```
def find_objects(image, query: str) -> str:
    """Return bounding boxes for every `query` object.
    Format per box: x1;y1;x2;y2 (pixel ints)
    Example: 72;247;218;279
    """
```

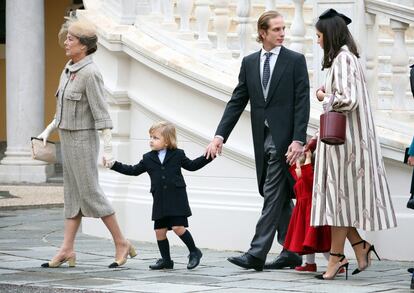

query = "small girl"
283;149;332;272
104;121;212;270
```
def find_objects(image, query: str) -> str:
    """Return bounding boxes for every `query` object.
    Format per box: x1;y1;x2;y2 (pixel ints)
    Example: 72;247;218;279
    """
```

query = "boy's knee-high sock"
179;230;197;252
157;239;171;261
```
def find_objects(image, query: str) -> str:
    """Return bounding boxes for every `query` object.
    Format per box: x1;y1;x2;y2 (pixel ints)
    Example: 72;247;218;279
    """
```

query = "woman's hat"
319;8;352;25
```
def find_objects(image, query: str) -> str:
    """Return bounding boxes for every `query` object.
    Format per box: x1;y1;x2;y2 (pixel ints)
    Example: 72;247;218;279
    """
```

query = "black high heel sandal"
351;240;380;275
315;252;349;280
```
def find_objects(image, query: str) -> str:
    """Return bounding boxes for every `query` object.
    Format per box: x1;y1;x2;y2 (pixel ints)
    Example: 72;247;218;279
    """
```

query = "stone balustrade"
98;0;414;118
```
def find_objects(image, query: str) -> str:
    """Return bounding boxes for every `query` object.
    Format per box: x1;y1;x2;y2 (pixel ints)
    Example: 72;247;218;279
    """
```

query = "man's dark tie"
262;52;272;89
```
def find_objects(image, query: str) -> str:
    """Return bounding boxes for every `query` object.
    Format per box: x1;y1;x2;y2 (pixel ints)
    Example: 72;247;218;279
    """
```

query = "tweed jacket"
111;148;212;220
55;55;113;130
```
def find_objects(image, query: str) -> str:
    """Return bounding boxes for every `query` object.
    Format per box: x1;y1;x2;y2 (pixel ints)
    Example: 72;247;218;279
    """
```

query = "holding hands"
285;141;304;166
102;129;114;168
205;137;223;160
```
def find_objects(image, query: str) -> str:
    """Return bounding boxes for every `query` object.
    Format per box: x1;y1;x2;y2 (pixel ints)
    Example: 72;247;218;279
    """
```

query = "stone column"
365;12;378;110
390;19;409;111
265;0;276;11
0;0;53;183
289;0;306;54
236;0;252;58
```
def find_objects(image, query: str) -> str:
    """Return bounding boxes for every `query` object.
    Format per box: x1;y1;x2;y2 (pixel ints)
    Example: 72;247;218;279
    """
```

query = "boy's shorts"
154;216;188;230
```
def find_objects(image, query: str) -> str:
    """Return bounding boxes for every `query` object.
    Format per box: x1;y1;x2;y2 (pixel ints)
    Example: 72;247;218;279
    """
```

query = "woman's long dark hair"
315;15;359;70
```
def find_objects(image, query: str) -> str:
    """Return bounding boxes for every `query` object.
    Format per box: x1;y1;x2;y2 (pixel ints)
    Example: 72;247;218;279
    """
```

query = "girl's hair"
315;15;359;69
297;154;306;165
256;10;282;43
149;121;177;150
297;152;315;166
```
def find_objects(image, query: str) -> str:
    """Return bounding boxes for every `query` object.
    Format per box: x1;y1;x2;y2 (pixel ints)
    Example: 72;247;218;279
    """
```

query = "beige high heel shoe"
108;242;137;268
41;253;76;268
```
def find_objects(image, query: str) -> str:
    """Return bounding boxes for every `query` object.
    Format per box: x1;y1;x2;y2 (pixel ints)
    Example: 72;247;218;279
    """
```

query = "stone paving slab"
0;185;63;209
0;206;413;292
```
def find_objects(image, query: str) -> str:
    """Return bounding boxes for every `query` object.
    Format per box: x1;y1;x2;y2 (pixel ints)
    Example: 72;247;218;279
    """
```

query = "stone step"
47;175;63;184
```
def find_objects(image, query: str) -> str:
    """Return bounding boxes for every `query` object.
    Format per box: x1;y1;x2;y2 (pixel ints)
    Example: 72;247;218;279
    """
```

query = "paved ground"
0;188;413;292
0;185;63;209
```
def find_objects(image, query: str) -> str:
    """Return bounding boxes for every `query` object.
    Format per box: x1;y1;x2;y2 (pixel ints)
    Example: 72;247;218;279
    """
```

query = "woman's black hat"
319;8;352;25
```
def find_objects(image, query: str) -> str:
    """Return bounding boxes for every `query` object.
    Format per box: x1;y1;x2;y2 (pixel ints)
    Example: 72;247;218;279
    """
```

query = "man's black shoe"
187;248;203;269
264;251;302;269
149;258;174;270
411;273;414;290
227;253;264;271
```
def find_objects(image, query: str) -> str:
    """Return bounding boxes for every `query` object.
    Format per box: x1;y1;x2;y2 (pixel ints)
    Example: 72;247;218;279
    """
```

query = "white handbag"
31;137;57;164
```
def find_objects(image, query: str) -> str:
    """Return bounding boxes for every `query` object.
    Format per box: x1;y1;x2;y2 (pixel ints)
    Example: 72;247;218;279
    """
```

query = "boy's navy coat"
111;148;211;221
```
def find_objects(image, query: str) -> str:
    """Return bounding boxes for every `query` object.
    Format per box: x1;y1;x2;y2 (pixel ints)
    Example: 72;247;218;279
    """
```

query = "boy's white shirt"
158;149;167;164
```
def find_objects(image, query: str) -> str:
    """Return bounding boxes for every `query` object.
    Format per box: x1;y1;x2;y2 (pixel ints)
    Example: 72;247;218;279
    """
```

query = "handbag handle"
324;95;335;113
30;137;55;145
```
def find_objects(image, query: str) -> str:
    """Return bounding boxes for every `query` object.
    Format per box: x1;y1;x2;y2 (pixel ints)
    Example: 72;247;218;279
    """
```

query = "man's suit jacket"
111;148;211;220
215;46;310;195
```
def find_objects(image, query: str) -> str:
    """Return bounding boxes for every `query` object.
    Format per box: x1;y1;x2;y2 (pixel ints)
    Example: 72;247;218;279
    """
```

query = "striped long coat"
310;46;397;231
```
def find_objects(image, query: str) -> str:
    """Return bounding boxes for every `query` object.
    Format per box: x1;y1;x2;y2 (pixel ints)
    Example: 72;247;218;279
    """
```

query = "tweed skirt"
59;129;114;219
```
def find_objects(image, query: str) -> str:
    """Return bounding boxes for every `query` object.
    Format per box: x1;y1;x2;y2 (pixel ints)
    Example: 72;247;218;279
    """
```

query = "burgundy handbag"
319;96;346;145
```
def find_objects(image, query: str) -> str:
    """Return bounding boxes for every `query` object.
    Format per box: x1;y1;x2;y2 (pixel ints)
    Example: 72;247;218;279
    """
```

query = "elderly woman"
38;19;136;268
310;9;397;280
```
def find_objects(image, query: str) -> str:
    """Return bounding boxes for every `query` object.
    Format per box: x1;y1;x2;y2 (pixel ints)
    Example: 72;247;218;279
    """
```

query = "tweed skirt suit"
311;46;397;231
55;55;114;218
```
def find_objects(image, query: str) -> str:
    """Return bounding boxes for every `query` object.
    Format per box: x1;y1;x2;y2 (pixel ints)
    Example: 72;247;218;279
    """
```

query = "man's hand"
408;156;414;166
205;137;223;159
285;141;304;166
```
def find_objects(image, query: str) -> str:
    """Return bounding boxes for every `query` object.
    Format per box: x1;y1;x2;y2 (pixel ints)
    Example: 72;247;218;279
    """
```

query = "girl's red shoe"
295;262;346;274
295;263;317;272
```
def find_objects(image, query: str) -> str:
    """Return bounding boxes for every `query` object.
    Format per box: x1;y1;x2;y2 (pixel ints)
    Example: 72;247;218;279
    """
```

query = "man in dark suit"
206;10;310;271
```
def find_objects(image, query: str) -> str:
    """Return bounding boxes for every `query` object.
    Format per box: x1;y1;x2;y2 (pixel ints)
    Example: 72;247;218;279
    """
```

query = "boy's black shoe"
149;258;174;270
187;248;202;269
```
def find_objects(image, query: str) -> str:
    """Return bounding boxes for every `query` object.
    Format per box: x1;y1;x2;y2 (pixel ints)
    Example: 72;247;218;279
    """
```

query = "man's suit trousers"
248;127;294;261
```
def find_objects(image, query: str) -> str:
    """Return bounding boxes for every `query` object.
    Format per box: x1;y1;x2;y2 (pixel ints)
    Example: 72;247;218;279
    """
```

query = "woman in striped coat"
310;9;397;280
